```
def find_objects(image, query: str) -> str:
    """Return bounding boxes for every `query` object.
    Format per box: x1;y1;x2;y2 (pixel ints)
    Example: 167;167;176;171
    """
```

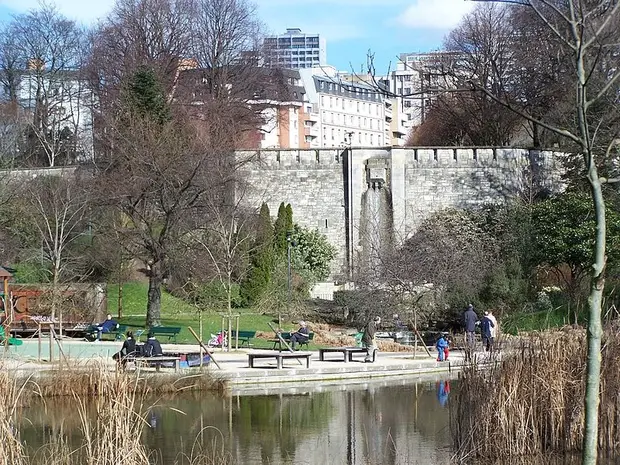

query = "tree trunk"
146;261;163;328
582;174;606;465
532;121;540;148
227;274;232;352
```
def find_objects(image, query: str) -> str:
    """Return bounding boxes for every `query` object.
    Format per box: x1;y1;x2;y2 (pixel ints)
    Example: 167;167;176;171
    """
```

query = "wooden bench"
318;347;377;363
230;330;256;347
127;355;182;372
248;351;311;369
270;332;314;351
149;326;181;342
86;324;127;341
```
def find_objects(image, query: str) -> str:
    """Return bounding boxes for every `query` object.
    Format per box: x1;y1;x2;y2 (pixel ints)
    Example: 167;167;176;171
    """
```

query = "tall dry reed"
453;326;620;462
30;362;227;398
0;368;31;465
0;361;228;465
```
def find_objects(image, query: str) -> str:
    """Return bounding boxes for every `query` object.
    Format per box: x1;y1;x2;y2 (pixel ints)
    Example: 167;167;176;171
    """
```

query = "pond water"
18;377;454;465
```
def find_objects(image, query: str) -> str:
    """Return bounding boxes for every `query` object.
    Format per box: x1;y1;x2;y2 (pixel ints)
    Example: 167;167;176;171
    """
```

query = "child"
436;333;449;362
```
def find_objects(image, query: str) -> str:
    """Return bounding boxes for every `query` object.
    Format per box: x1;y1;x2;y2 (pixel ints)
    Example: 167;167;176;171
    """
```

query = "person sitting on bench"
112;330;140;368
95;314;118;342
143;331;163;357
290;321;310;350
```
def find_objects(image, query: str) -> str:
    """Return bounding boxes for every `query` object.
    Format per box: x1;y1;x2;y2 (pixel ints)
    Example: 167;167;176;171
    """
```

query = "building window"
357;132;361;143
329;96;333;107
321;96;325;106
404;100;412;108
356;102;360;112
331;128;335;140
370;134;374;145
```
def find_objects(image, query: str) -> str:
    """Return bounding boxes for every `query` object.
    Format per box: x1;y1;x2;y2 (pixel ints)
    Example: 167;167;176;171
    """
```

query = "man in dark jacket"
362;316;381;363
463;304;478;349
143;332;163;357
112;330;139;368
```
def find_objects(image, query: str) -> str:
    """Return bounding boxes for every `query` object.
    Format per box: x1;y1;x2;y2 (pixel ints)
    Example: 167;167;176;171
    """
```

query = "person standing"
436;333;449;362
480;312;495;352
290;321;310;350
362;316;381;363
463;304;478;350
487;310;498;341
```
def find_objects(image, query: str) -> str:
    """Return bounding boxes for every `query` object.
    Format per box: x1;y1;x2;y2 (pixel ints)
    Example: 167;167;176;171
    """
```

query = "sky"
0;0;475;74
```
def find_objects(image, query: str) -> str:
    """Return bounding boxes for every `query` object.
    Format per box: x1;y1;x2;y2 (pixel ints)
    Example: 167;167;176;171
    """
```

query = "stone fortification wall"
239;147;563;280
237;149;348;277
393;147;561;236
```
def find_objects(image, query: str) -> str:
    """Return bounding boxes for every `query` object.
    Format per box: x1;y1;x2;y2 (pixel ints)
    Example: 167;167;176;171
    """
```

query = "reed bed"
453;326;620;462
29;362;227;398
0;369;29;465
0;361;231;465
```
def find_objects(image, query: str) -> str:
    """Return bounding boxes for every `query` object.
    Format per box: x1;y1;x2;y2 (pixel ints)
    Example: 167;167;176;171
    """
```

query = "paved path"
0;339;496;393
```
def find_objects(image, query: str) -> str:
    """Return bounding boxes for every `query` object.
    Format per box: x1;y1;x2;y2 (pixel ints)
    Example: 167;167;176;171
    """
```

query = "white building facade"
263;29;327;70
299;68;388;148
17;69;94;165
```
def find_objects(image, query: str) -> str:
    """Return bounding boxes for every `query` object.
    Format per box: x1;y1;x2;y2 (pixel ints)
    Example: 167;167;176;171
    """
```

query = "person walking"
362;316;380;363
480;312;495;352
463;304;478;350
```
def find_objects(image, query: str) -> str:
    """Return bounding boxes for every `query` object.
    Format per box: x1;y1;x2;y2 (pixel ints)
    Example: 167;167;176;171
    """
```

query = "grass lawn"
502;306;586;335
106;281;320;349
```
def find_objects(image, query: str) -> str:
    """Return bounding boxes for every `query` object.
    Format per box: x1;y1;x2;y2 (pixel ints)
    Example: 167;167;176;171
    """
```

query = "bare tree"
436;3;522;145
0;4;91;167
182;193;255;349
467;1;620;462
19;174;91;333
87;0;194;109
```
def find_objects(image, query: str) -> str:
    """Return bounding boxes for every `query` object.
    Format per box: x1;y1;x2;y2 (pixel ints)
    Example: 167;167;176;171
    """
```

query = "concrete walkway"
0;338;491;393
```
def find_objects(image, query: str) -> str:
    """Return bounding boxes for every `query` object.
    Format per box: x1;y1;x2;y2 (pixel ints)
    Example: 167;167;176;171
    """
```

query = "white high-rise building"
387;51;459;129
263;28;327;69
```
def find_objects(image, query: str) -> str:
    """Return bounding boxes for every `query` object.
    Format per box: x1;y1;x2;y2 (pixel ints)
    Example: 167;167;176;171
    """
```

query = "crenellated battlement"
238;147;560;170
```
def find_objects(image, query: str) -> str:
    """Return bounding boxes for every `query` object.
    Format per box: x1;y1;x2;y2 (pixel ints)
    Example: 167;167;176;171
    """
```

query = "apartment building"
299;67;387;148
263;28;327;70
387;51;459;128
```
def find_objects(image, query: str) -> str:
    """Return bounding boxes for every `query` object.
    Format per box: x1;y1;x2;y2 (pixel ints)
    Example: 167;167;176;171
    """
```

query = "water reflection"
19;378;454;465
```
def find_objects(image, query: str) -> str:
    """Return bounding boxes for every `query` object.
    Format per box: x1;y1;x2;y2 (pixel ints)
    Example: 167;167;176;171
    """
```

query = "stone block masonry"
239;147;563;281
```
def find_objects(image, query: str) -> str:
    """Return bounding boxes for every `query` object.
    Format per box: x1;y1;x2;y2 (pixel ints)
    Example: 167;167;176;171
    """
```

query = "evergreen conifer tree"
274;202;293;255
240;203;274;305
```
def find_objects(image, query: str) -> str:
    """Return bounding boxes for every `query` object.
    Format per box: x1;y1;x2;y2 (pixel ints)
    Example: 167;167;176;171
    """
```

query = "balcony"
304;125;319;137
305;112;319;123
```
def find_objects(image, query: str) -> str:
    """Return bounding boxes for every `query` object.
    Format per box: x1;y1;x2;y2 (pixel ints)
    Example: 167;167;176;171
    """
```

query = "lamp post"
284;231;295;327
